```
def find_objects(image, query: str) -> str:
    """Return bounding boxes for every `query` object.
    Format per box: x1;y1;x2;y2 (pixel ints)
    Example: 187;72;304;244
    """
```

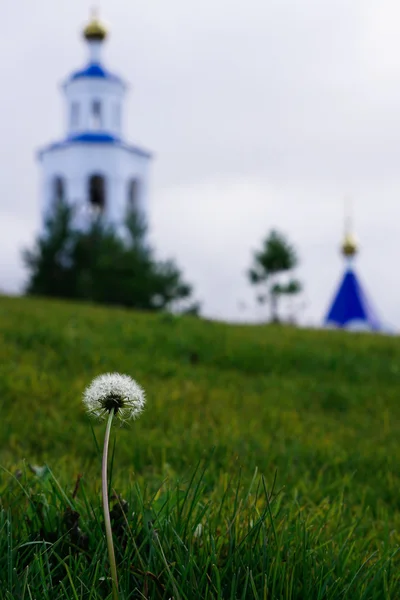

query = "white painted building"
38;13;152;228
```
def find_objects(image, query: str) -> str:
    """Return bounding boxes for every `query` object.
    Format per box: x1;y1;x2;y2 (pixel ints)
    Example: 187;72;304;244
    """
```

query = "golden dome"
83;12;108;42
341;231;358;257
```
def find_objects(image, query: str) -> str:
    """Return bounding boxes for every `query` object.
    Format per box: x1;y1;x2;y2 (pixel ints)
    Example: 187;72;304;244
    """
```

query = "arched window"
90;99;102;129
127;179;140;211
53;176;65;205
88;174;106;213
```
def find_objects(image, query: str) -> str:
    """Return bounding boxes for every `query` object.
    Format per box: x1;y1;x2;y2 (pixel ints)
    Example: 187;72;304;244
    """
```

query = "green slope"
1;294;399;499
1;295;400;598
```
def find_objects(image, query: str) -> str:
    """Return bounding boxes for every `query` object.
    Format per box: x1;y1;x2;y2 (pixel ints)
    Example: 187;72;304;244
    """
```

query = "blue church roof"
67;62;123;85
38;131;152;159
67;132;121;143
324;268;381;330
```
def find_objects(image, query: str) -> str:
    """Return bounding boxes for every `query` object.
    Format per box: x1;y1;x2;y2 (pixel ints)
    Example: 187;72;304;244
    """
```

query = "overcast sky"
1;0;400;328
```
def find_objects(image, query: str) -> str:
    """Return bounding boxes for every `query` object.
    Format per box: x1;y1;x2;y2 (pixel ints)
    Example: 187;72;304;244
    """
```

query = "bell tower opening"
127;178;140;211
88;174;106;213
53;176;66;206
90;99;102;129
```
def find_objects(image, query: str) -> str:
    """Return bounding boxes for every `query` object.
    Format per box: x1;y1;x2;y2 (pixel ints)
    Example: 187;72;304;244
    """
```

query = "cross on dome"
83;8;108;42
341;198;358;258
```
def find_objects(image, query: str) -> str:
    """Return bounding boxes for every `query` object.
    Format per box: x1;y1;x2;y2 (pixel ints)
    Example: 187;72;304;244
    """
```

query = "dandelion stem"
102;408;119;600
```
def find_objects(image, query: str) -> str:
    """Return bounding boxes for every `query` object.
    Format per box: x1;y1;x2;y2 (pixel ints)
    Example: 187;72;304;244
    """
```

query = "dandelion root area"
0;295;399;598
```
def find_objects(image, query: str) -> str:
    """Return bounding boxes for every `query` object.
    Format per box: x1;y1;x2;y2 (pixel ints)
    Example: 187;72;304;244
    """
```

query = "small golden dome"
341;232;358;257
83;12;108;42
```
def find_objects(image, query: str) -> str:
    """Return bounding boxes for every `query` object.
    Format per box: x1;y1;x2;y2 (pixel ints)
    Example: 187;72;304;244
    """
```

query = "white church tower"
38;12;152;228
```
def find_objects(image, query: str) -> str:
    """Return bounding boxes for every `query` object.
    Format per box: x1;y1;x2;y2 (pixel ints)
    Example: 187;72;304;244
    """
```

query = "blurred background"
0;0;398;327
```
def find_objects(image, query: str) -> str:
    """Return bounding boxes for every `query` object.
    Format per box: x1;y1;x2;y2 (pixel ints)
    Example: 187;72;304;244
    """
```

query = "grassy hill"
0;295;400;598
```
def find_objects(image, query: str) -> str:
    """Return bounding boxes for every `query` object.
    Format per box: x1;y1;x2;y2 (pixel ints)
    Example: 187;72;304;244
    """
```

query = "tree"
22;201;76;298
248;229;301;323
23;201;200;315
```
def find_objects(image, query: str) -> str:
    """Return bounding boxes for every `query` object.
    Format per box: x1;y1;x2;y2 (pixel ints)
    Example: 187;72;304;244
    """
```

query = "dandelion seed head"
83;372;145;422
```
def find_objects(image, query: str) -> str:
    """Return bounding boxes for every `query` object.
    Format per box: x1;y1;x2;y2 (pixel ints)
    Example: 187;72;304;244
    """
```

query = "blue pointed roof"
325;268;381;330
37;131;152;160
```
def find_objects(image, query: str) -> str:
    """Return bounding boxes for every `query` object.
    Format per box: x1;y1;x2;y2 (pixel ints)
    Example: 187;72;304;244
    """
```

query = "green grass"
0;294;399;598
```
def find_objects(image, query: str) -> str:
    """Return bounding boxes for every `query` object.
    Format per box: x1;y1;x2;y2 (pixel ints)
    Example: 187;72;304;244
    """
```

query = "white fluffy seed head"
83;372;145;423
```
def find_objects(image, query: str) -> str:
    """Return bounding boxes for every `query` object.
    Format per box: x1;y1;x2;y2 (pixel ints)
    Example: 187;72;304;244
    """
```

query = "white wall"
63;78;126;137
39;142;151;227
